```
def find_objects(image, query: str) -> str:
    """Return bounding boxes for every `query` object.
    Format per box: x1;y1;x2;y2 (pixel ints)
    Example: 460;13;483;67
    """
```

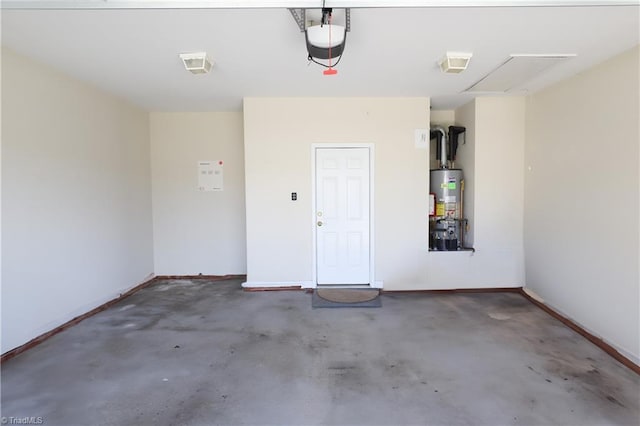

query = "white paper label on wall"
198;161;224;191
414;128;428;149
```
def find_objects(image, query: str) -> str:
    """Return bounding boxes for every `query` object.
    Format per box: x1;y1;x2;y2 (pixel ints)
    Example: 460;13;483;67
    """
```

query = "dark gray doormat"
312;289;382;308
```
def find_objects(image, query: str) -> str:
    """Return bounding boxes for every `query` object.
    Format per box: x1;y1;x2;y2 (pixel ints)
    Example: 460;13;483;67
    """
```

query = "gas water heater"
429;125;467;251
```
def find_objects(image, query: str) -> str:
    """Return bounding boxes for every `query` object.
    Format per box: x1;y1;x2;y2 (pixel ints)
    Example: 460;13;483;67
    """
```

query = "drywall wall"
474;97;525;261
243;98;430;287
449;97;526;274
150;112;246;275
525;45;640;363
430;110;455;127
425;97;525;289
243;97;525;289
0;47;3;316
1;48;154;353
453;101;476;247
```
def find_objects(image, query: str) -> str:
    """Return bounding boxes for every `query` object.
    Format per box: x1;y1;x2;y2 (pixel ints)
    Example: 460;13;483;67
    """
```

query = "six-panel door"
315;148;370;285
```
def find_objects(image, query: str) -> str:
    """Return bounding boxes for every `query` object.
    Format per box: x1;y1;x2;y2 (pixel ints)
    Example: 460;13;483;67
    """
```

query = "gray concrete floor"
2;278;639;426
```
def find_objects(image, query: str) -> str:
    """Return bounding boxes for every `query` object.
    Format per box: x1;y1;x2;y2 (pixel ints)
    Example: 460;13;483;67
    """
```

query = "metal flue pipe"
432;125;448;169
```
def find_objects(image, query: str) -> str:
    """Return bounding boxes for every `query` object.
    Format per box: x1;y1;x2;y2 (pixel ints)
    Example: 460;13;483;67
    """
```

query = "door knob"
317;221;323;226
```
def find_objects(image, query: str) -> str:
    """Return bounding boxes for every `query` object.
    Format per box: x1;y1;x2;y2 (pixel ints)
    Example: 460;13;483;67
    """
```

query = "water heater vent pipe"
432;125;448;169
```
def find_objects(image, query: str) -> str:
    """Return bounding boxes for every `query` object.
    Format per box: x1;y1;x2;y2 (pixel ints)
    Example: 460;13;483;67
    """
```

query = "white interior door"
315;147;370;285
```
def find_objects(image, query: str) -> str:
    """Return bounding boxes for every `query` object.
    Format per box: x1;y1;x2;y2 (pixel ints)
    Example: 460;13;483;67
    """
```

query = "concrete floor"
2;278;639;426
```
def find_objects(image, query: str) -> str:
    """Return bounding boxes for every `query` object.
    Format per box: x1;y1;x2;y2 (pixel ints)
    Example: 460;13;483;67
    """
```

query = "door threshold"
316;284;373;289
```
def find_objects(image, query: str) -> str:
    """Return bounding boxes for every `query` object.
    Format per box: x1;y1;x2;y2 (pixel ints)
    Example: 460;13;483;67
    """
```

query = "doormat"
312;289;382;308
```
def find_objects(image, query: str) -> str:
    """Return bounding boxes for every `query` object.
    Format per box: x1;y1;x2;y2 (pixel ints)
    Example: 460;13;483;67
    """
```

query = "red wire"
328;13;332;69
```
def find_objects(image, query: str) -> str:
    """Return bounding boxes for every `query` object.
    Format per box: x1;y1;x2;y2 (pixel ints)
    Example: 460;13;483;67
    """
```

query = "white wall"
243;98;430;286
243;97;525;290
1;48;154;353
430;110;455;127
150;112;246;275
454;101;476;247
475;97;525;267
425;97;525;289
525;46;639;363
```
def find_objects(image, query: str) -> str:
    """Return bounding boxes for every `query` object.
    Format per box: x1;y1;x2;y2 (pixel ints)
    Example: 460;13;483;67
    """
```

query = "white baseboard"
540;296;640;367
523;287;544;303
300;281;315;289
314;281;384;289
242;281;383;290
242;281;308;289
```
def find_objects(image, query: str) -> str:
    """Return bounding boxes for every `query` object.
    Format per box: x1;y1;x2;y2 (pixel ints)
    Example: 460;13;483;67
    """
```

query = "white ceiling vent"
465;54;576;93
439;52;473;74
179;52;213;74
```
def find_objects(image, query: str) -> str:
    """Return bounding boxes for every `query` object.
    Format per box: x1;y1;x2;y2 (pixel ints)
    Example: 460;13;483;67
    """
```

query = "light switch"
291;192;297;201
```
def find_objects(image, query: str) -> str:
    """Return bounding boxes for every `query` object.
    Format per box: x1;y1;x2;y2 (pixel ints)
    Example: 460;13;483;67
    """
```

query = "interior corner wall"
525;45;640;364
1;47;154;354
427;96;525;289
243;97;525;290
149;112;246;275
453;100;476;247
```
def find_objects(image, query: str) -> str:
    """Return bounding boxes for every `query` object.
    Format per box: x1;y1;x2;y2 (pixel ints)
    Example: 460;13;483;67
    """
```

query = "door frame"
311;143;378;289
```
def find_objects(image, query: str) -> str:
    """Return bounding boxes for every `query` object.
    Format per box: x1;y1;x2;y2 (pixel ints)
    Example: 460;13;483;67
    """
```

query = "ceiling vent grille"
179;52;213;74
439;52;473;74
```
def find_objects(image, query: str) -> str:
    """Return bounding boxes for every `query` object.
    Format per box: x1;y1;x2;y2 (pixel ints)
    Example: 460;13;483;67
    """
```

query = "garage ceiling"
1;1;638;111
